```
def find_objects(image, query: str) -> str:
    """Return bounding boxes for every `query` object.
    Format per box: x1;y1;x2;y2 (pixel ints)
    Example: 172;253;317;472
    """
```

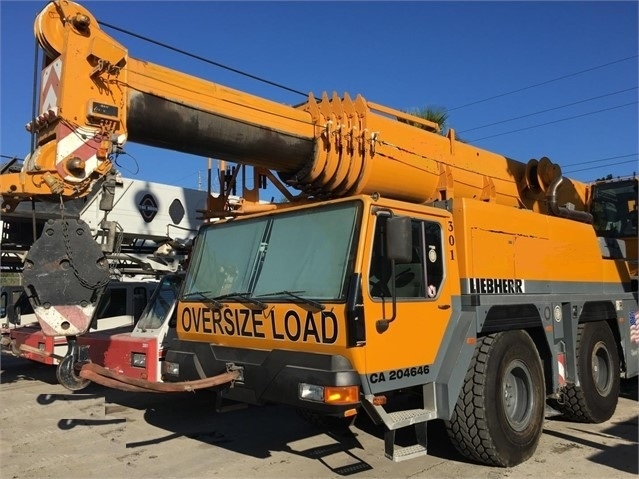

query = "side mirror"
6;304;20;326
386;216;412;263
376;215;411;334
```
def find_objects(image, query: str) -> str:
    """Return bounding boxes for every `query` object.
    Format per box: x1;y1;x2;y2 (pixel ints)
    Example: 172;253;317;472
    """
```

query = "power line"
458;87;638;134
468;102;638;142
561;153;637;168
98;21;308;98
449;54;638;112
564;159;638;175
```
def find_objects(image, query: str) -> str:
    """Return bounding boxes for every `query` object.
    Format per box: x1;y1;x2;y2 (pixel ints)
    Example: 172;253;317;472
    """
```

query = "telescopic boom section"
1;0;589;215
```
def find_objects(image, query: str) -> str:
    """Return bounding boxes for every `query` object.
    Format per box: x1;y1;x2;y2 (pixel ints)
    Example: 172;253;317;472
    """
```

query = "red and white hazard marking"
40;58;61;114
54;123;100;182
37;58;102;182
35;304;97;337
557;352;566;386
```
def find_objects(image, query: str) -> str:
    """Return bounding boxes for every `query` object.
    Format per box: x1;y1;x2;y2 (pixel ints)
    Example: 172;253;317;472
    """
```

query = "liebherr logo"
467;277;525;294
138;194;159;223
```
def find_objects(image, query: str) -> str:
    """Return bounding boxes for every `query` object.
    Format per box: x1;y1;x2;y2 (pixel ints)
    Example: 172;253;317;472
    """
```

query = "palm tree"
400;105;467;142
405;106;449;133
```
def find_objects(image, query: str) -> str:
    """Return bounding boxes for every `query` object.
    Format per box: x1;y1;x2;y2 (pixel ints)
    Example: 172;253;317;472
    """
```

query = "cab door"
363;209;457;392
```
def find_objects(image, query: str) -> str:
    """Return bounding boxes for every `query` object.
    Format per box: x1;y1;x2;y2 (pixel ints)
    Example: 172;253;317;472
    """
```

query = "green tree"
401;105;467;142
405;106;449;132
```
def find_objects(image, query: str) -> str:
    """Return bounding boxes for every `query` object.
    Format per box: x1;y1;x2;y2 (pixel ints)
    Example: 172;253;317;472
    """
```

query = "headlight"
299;383;325;402
131;352;146;368
164;361;179;375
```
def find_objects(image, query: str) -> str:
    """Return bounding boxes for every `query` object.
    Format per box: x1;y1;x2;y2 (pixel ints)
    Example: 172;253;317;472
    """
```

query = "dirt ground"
1;355;637;479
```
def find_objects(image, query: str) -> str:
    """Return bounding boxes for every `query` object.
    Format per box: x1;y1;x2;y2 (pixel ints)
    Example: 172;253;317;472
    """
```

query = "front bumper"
164;340;361;415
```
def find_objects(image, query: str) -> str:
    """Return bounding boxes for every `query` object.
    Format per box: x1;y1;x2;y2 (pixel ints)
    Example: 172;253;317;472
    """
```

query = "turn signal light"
324;385;360;405
299;383;360;405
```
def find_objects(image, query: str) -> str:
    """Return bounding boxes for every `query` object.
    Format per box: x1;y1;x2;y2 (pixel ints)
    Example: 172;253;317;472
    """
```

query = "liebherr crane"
1;0;636;468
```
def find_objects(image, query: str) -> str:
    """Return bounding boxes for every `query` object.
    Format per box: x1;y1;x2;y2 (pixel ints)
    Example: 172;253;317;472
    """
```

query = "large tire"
552;321;620;423
446;331;545;467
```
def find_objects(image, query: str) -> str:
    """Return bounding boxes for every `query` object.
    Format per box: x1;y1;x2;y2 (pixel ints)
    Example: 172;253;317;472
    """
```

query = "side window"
133;286;148;321
369;217;444;299
423;222;444;295
0;292;7;319
96;288;128;320
14;292;34;315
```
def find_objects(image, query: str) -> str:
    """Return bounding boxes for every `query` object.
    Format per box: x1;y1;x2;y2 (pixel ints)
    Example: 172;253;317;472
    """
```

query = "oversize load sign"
180;305;339;344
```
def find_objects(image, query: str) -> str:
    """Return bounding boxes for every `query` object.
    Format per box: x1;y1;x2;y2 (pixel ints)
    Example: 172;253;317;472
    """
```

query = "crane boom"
2;0;589;215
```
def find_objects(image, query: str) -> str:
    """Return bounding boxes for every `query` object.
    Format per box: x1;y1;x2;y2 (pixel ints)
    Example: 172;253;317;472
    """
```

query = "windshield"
137;276;182;330
183;201;360;302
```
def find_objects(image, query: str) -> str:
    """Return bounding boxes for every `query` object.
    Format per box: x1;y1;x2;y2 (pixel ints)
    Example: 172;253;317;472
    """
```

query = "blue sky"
1;1;638;198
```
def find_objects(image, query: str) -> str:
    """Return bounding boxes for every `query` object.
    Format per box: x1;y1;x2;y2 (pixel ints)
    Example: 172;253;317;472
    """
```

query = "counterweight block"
22;218;109;336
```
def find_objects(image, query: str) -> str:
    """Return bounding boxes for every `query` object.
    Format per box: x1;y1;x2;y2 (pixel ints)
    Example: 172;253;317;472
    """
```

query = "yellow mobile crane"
2;0;637;467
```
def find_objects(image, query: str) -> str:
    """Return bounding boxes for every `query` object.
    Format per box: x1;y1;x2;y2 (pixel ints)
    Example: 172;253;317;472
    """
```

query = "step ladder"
363;384;438;462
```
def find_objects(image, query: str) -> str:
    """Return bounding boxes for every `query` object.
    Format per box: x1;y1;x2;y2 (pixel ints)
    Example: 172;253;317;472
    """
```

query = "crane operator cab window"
591;178;638;238
369;216;444;300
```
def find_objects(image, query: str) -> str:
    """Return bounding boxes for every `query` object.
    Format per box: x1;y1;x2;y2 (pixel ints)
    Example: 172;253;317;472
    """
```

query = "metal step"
362;385;438;462
384;421;428;462
386;408;437;430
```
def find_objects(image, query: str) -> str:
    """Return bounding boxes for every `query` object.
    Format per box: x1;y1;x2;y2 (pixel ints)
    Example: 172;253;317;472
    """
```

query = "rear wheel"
446;330;545;467
552;321;619;423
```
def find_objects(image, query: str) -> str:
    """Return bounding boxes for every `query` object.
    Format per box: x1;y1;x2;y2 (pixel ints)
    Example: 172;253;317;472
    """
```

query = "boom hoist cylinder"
1;0;591;337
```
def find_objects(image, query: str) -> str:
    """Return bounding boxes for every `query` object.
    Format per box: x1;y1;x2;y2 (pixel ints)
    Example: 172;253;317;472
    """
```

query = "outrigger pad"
22;218;109;336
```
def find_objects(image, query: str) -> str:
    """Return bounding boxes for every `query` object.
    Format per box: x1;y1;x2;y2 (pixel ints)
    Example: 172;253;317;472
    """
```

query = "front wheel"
446;330;545;467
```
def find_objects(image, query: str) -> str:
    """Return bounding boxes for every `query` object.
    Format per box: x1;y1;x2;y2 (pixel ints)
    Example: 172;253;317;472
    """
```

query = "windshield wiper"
257;290;325;311
182;291;224;308
211;291;267;310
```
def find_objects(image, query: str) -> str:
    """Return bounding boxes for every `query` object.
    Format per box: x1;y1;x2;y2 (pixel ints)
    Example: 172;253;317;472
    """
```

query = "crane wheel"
56;353;90;391
549;321;620;423
446;330;545;467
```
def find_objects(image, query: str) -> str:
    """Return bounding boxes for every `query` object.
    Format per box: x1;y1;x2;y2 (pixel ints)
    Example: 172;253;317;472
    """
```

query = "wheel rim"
591;340;613;396
502;359;534;431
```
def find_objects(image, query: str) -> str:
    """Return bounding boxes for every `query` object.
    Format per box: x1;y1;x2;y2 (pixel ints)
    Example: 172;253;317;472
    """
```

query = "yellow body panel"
175;194;633;379
452;198;630;284
358;200;459;373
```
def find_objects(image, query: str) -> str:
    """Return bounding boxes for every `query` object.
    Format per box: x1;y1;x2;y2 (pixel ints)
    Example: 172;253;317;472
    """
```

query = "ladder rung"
384;422;428;462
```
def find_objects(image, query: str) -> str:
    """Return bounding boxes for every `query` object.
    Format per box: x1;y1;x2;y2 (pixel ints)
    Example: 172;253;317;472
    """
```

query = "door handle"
438;304;451;310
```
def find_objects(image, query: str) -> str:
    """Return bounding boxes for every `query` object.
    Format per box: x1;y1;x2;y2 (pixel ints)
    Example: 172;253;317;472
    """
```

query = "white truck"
1;167;209;389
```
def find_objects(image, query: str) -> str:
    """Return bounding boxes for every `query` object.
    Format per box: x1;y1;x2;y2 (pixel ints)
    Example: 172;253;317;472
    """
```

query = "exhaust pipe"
546;176;593;224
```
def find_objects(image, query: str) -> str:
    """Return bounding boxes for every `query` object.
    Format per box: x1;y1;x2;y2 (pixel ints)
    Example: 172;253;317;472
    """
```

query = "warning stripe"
557;352;566;386
40;58;61;114
55;123;100;182
39;58;102;182
36;304;96;337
